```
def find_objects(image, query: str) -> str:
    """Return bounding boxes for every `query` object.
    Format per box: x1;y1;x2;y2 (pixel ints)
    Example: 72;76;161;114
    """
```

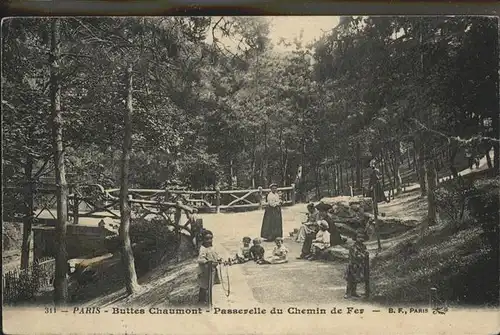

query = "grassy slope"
26;253;201;307
369;172;499;306
370;224;497;306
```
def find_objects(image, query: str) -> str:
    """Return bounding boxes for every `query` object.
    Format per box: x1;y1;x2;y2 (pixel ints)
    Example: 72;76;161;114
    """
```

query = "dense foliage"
3;16;498;194
2;16;498;305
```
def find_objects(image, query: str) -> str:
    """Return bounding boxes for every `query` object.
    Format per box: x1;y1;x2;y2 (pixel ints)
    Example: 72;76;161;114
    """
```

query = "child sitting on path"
344;229;369;299
250;238;265;263
235;236;252;263
259;237;289;264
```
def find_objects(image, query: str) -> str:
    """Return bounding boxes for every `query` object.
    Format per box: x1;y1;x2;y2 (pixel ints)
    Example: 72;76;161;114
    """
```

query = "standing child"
249;238;265;263
344;229;369;299
236;236;252;263
197;230;221;306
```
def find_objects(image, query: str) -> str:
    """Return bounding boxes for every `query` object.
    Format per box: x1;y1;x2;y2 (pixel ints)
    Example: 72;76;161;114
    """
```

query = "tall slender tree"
50;18;69;304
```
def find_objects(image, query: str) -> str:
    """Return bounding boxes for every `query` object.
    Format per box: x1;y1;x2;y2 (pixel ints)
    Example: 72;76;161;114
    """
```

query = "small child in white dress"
259;237;289;265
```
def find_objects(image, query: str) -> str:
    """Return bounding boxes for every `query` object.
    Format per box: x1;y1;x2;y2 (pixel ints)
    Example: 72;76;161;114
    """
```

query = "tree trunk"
485;148;492;169
345;162;350;192
282;148;288;186
251;131;257;188
407;147;412;170
393;153;403;195
262;122;268;186
493;142;499;169
339;163;343;195
279;129;284;184
299;139;306;202
21;155;34;269
119;65;140;295
360;163;364;195
350;164;355;190
229;158;234;188
449;143;459;179
416;138;427;196
383;149;392;199
50;18;69;304
412;140;418;172
332;165;337;195
425;159;438;228
380;155;386;196
326;165;331;196
279;130;288;186
355;143;361;189
315;164;320;200
382;151;393;200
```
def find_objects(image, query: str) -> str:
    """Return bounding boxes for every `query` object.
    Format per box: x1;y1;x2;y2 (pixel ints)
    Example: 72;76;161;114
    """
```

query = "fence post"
174;201;183;231
291;183;296;206
372;186;382;251
258;187;263;210
215;187;221;214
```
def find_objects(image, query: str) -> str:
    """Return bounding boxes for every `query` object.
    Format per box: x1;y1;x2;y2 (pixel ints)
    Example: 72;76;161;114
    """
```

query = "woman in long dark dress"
260;184;283;242
368;162;388;203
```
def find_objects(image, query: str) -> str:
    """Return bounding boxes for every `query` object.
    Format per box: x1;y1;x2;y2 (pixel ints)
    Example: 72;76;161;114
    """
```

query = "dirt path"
201;206;351;306
201;155;494;307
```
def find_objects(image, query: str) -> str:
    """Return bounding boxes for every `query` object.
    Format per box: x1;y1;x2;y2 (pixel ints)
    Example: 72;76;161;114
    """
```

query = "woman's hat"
318;220;329;229
315;202;332;212
275;237;283;242
202;229;213;238
269;183;278;188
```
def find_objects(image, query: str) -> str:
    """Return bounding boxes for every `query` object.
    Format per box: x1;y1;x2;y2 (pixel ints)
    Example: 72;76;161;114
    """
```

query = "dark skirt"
260;206;283;241
325;216;343;246
367;183;387;203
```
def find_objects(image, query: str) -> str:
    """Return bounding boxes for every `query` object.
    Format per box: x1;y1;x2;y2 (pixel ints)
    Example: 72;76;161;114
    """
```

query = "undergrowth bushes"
129;218;181;274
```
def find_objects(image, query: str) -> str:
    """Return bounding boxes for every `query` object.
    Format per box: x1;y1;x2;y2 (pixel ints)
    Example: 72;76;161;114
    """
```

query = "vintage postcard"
2;12;499;335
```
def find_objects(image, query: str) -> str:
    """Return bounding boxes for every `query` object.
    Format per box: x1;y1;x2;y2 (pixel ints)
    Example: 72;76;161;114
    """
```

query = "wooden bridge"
70;183;296;222
4;183;296;224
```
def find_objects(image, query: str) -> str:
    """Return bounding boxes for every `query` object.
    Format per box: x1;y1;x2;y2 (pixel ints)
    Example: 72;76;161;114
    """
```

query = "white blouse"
314;230;331;245
267;192;281;207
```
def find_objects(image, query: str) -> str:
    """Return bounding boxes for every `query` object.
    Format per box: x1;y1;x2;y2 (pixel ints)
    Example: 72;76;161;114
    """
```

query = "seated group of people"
295;202;346;260
234;236;289;265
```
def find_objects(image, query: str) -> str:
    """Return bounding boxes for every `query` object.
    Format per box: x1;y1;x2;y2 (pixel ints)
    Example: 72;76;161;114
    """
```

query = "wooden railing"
5;183;296;225
105;183;296;214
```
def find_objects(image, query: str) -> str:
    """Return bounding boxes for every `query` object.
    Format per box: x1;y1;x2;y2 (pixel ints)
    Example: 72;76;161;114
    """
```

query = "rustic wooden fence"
5;182;296;225
2;257;56;303
105;183;296;214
